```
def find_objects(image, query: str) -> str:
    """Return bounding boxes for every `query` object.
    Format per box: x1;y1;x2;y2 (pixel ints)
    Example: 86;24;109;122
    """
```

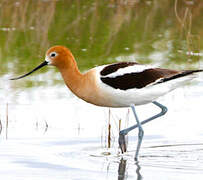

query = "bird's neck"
58;61;87;99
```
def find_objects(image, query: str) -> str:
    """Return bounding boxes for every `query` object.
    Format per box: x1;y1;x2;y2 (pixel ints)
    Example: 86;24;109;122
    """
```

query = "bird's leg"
131;105;144;161
118;133;128;154
118;101;167;159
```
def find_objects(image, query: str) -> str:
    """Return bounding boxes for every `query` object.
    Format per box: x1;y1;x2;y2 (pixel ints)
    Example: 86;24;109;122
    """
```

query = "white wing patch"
101;64;155;78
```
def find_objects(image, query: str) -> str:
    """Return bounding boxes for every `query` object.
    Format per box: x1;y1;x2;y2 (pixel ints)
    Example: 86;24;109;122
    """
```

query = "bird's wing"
99;62;193;90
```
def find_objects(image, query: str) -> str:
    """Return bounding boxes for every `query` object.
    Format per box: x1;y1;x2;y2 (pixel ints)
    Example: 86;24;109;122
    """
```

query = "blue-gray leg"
118;101;167;160
131;105;144;161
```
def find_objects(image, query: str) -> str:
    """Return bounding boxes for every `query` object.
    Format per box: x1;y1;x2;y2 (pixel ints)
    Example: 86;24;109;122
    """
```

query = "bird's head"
10;45;75;80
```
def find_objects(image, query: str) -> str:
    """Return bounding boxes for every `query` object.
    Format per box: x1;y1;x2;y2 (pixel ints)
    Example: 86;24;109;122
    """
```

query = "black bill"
10;61;48;80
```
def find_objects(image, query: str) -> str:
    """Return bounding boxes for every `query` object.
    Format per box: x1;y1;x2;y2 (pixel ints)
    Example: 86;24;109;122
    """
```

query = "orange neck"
58;61;84;98
56;57;102;106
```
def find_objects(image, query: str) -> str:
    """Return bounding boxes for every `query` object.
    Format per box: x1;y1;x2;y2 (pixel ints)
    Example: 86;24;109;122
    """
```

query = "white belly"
96;75;195;107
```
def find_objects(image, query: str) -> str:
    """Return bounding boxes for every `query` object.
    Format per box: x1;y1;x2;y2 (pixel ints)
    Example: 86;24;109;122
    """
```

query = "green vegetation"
0;0;202;88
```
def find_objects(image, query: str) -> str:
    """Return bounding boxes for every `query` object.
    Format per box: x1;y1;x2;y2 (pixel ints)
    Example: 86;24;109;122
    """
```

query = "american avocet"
10;46;202;161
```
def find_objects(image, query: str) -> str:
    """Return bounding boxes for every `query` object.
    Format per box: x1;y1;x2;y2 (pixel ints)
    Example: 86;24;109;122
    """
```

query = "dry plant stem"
174;0;182;25
174;0;190;36
108;108;111;148
108;124;111;148
101;129;103;148
119;119;121;132
6;103;8;139
0;118;2;135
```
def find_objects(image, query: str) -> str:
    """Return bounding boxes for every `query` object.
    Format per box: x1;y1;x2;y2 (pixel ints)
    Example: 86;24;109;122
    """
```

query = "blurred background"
0;0;202;82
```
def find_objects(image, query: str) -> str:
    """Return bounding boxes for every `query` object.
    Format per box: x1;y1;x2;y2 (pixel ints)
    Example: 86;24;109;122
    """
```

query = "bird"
10;45;203;161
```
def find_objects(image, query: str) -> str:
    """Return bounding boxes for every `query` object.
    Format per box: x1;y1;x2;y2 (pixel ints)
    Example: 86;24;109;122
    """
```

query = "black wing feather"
100;62;138;76
101;68;202;90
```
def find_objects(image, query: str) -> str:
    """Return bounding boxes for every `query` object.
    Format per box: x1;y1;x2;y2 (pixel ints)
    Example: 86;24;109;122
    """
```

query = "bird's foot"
118;133;128;153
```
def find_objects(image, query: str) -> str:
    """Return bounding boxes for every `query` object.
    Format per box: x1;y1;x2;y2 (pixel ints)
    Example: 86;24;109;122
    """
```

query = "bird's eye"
50;52;57;58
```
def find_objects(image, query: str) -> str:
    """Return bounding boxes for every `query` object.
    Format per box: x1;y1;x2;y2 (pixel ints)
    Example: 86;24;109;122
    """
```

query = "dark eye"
50;52;57;58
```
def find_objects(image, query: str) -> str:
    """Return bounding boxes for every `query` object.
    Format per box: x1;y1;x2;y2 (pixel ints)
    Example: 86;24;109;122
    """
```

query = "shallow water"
0;0;203;179
1;83;203;179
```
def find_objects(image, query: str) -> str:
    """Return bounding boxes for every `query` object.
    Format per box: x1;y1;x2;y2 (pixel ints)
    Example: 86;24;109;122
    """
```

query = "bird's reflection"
118;158;142;180
118;158;127;180
135;161;142;180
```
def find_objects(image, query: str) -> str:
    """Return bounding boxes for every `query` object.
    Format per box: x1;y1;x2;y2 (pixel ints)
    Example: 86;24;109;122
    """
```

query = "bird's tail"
157;69;203;84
